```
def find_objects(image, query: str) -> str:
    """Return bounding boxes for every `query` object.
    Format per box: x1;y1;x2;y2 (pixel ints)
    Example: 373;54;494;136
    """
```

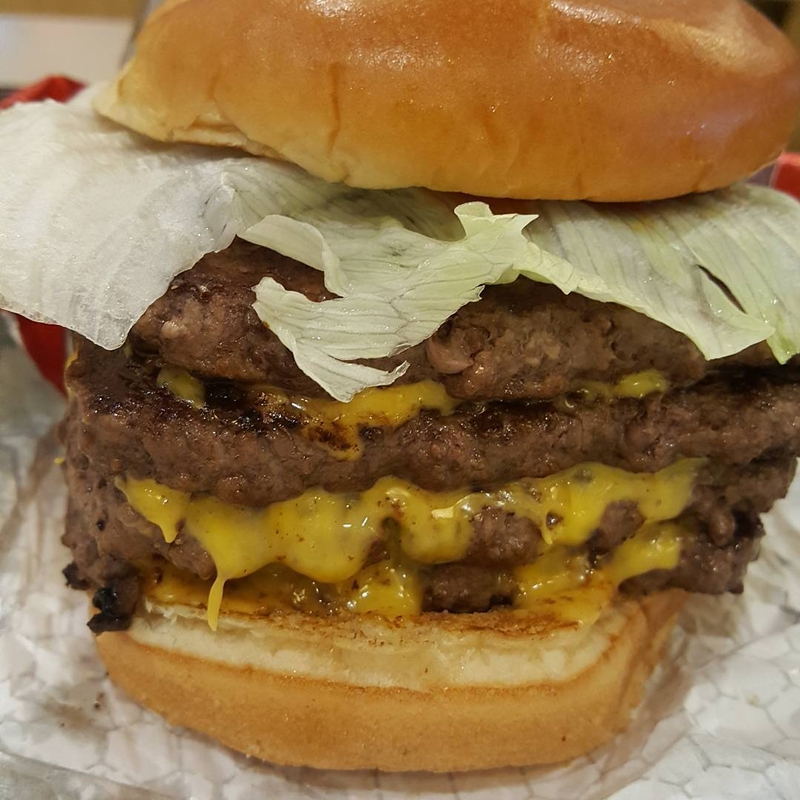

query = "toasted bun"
95;0;800;202
95;589;684;771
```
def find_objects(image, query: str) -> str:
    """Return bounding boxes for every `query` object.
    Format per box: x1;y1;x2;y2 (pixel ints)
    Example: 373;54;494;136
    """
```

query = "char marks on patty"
65;339;800;507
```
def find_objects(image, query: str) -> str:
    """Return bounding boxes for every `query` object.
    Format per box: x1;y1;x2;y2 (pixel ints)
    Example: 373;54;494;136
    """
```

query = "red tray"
2;77;84;393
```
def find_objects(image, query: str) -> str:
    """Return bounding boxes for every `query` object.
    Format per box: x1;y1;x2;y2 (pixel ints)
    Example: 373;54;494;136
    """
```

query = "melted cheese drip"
121;459;700;629
514;522;684;625
253;380;459;461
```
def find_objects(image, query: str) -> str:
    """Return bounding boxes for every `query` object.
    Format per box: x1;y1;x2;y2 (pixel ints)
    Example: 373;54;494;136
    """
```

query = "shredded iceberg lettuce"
0;95;798;401
245;204;576;398
244;190;794;400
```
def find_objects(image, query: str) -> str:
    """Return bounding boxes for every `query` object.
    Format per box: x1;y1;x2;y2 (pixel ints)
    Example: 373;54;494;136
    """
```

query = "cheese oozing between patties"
119;459;699;628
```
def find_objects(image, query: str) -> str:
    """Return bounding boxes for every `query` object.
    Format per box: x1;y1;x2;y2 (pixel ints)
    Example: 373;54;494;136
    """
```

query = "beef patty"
131;240;781;401
62;441;786;631
61;244;800;635
66;340;800;507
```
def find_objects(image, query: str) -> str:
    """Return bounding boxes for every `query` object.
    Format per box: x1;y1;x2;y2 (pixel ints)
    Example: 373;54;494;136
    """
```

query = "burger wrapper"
1;313;800;799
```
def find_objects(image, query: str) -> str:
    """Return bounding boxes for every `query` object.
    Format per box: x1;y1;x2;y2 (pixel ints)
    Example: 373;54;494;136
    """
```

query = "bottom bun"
95;590;685;772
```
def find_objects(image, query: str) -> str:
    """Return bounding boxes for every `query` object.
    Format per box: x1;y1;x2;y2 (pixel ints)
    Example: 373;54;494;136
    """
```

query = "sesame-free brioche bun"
94;589;684;771
95;0;800;202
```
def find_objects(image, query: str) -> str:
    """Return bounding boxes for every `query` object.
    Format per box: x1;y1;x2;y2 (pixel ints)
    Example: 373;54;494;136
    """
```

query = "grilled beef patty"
66;340;800;508
131;240;781;401
61;424;793;631
61;245;800;634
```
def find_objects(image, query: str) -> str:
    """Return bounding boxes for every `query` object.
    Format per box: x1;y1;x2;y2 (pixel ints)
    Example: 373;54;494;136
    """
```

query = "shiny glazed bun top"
96;0;800;201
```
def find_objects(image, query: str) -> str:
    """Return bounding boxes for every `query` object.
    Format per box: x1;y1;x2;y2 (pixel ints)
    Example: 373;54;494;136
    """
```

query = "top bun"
96;0;800;201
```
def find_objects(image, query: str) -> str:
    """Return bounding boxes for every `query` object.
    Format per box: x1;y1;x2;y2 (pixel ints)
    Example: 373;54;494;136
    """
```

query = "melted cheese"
514;522;684;624
157;366;206;408
122;459;701;628
148;563;337;617
344;561;422;616
577;370;669;401
123;481;186;545
252;380;459;461
605;521;684;584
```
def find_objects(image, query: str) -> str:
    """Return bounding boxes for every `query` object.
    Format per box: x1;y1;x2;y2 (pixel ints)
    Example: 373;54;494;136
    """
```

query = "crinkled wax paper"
1;318;800;799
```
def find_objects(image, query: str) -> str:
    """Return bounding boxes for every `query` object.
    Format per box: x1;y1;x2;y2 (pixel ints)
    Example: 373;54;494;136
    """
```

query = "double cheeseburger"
46;0;800;772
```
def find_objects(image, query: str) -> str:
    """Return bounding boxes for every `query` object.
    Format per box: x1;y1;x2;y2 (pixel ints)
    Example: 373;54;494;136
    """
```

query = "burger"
2;0;800;773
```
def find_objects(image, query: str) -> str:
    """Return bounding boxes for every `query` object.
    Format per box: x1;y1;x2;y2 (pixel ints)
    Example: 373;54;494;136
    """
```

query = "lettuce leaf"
245;191;789;400
247;204;577;399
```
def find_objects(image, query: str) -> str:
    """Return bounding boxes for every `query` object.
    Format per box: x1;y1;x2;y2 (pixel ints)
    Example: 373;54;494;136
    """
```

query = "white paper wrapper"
1;320;800;799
